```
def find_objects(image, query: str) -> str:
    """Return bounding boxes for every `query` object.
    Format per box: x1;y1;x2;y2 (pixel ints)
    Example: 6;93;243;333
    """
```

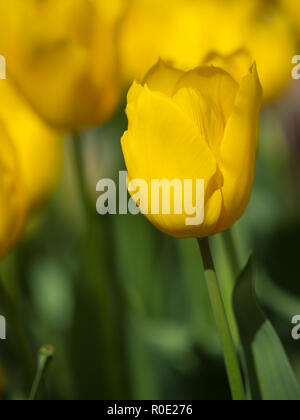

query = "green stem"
198;238;245;401
0;277;35;381
72;132;92;219
71;133;126;398
29;345;54;401
222;229;242;279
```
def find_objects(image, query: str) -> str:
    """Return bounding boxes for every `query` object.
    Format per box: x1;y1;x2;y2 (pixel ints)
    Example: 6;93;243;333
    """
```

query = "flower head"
0;0;125;129
121;60;262;238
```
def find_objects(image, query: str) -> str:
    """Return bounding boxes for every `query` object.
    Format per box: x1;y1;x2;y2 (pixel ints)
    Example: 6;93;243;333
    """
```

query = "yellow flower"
280;0;300;36
0;0;125;129
0;125;27;259
0;79;63;213
119;0;296;102
121;60;262;238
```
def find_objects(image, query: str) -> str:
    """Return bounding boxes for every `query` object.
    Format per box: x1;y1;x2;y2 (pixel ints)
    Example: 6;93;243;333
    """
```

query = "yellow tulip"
0;79;63;213
280;0;300;35
119;0;296;101
121;60;262;238
0;0;125;129
0;125;27;258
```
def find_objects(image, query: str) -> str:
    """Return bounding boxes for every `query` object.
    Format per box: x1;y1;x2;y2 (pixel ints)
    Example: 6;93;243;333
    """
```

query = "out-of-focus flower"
245;1;297;102
0;80;63;213
119;0;296;101
0;124;27;258
280;0;300;36
121;60;262;238
0;0;125;130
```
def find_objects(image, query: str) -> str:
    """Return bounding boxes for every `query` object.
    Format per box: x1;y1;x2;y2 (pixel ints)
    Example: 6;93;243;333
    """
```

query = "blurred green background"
1;88;300;400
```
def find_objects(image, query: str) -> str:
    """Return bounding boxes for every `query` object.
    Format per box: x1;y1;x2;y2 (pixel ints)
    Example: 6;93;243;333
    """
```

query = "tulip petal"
143;60;184;97
174;66;239;123
127;81;145;105
216;64;263;233
172;87;224;156
122;84;223;237
204;49;252;85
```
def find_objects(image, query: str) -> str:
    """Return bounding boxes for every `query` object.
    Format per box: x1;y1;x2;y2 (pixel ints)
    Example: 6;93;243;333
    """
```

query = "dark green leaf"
233;255;300;401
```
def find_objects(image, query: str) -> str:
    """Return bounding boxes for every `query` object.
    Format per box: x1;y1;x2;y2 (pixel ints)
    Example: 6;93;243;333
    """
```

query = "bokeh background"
0;0;300;400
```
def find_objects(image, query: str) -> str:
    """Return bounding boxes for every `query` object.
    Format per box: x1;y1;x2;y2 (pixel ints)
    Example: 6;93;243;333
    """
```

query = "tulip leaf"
233;255;300;401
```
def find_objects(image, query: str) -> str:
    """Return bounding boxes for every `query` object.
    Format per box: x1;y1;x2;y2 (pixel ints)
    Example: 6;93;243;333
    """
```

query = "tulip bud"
121;60;262;238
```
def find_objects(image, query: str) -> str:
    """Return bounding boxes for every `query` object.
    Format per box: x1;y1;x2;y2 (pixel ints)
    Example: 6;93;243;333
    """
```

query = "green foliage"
234;256;300;401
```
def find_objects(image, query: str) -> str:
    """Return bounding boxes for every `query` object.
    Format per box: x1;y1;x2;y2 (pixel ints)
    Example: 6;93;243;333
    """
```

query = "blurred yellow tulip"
119;0;296;101
280;0;300;36
121;60;262;238
0;79;63;213
0;124;27;259
0;0;125;129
